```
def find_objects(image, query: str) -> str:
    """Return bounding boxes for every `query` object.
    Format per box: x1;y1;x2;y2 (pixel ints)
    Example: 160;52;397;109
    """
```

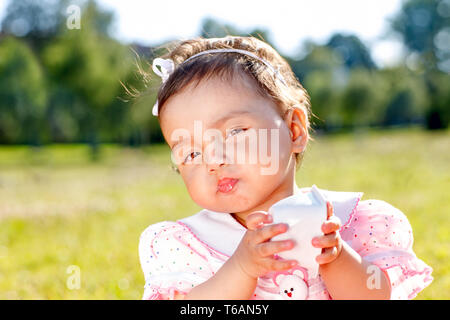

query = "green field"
0;127;448;299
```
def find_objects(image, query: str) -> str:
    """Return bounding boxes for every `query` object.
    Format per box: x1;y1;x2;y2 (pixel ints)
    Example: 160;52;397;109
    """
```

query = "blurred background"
0;0;448;299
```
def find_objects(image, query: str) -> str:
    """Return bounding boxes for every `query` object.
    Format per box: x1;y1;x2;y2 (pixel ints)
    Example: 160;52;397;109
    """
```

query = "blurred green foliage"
0;37;47;144
0;0;448;152
390;0;450;71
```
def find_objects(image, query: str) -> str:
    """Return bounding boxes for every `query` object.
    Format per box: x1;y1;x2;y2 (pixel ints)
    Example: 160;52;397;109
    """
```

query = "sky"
0;0;406;67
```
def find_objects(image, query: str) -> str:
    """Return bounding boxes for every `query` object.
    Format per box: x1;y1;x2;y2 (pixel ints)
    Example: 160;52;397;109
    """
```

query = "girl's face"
159;75;306;217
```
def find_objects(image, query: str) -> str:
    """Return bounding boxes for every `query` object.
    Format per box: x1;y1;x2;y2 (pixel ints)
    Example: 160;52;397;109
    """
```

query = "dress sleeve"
138;221;217;300
340;199;433;299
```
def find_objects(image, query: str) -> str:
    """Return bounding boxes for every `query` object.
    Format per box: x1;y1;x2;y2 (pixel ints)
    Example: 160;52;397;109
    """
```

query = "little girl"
138;36;433;300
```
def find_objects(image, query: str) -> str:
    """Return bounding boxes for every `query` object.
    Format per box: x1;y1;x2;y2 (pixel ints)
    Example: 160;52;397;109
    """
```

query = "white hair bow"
152;58;175;84
151;58;175;116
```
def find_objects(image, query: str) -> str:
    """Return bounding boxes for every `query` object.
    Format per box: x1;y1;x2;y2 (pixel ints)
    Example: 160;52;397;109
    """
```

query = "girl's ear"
285;107;308;154
171;163;181;174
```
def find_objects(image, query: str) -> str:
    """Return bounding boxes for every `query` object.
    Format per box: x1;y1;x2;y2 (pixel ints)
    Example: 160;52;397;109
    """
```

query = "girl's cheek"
181;166;196;182
183;174;201;196
223;140;237;164
277;127;294;160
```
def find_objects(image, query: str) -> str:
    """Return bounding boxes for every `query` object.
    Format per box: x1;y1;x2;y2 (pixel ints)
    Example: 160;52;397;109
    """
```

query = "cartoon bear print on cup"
273;267;309;300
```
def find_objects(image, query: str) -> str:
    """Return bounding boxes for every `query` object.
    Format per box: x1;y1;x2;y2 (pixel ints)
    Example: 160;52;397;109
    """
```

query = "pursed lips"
217;178;239;193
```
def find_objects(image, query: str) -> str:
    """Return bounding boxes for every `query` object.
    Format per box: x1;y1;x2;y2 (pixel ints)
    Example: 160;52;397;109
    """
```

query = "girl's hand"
231;211;299;279
312;201;343;265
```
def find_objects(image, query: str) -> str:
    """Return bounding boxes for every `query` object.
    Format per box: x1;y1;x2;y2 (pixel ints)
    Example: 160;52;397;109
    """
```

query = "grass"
0;127;448;299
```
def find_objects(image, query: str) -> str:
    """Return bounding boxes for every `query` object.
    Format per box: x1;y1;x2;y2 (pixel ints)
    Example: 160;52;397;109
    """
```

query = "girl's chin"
207;198;257;215
203;198;246;214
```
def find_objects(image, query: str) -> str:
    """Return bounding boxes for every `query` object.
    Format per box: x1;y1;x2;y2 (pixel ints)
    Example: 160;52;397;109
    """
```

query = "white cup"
268;184;328;279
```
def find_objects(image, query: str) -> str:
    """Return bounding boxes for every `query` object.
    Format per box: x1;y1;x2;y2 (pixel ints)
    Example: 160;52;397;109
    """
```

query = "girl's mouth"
217;178;239;193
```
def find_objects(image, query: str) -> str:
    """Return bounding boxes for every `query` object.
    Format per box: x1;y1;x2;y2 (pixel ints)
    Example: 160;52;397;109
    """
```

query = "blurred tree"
297;43;430;131
389;0;450;72
41;0;135;157
424;71;450;129
200;17;241;38
338;68;385;129
45;84;84;142
378;67;429;126
326;34;377;70
294;44;348;131
389;0;450;129
199;17;275;48
303;68;343;131
0;37;47;144
0;0;68;51
291;43;344;83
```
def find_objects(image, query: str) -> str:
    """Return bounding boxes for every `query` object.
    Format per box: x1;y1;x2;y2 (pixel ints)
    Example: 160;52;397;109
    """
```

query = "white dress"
138;185;433;300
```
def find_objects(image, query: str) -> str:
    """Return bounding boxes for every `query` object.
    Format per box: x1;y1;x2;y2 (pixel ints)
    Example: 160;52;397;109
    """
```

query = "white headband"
151;48;287;116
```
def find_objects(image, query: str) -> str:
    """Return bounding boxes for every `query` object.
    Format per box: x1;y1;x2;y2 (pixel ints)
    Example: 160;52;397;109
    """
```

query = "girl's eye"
184;151;201;163
227;127;247;138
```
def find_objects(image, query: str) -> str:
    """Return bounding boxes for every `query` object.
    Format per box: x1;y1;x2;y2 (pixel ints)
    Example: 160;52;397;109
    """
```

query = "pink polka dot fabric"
138;221;228;300
139;199;433;300
340;199;433;299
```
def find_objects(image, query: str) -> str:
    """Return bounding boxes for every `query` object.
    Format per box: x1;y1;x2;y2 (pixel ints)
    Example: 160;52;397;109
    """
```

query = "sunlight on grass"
0;128;448;299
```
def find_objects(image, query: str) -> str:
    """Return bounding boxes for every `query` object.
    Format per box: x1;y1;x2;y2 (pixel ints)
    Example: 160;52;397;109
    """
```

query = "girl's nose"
206;153;226;172
207;161;225;173
205;143;227;173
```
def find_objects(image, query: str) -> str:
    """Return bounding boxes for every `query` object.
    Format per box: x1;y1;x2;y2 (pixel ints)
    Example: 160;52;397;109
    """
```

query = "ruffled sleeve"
138;221;221;300
340;199;433;299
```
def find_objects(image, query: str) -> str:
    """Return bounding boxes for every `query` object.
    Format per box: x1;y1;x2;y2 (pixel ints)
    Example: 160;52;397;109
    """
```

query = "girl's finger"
316;246;339;265
312;232;339;248
321;216;342;234
256;240;295;257
327;201;334;219
266;258;298;271
246;211;272;230
253;223;288;243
